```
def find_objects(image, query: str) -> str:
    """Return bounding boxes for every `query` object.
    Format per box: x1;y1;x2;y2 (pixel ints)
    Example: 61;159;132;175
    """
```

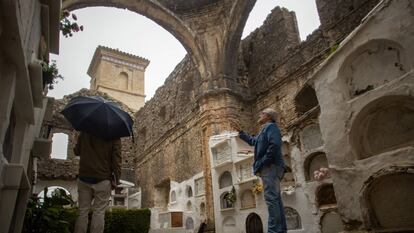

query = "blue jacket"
239;122;284;175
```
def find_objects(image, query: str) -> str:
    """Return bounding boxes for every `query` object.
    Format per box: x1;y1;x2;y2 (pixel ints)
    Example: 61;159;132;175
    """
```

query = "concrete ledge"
29;62;44;108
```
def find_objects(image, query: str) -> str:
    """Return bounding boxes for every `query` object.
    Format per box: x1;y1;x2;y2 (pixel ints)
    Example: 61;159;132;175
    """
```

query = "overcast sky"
49;1;320;159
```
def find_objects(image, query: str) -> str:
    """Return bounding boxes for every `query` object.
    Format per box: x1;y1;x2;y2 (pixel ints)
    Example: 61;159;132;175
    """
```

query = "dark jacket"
239;122;284;174
74;132;122;182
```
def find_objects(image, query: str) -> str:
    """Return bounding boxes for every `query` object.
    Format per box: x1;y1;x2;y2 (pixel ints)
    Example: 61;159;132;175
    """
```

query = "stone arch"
245;213;263;233
350;95;414;159
339;39;409;98
316;183;337;208
320;211;344;233
220;192;234;209
295;84;319;115
240;189;255;209
118;71;128;90
304;152;329;181
37;186;72;201
300;124;324;151
284;207;302;230
62;0;207;76
360;167;414;231
219;171;233;189
51;133;69;159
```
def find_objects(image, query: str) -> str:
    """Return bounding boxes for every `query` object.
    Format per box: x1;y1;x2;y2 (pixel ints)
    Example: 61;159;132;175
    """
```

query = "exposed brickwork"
39;0;383;230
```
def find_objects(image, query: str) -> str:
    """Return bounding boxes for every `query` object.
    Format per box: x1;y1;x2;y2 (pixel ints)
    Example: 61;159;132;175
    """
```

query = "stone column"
198;91;246;229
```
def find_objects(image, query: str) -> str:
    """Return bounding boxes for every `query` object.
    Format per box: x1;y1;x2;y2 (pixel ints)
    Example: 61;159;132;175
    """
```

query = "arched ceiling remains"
62;0;256;86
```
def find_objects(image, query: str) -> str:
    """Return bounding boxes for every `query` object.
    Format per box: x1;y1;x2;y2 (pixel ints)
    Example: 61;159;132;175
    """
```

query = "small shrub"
23;188;77;233
23;188;150;233
105;209;151;233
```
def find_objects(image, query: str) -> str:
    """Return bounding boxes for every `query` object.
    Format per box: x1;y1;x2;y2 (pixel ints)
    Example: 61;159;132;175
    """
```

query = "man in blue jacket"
233;108;287;233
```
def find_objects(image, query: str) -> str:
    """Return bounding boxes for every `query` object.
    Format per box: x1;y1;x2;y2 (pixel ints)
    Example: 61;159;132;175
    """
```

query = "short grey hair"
262;108;278;122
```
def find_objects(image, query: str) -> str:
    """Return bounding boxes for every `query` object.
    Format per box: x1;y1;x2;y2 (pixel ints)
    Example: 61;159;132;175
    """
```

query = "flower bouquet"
313;167;330;181
252;182;263;195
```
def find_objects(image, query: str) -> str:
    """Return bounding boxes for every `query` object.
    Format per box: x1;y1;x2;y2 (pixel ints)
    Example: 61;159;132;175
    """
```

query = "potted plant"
41;60;64;90
225;186;237;205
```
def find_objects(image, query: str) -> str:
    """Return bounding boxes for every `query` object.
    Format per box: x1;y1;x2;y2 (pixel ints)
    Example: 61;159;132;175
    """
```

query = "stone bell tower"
87;46;150;111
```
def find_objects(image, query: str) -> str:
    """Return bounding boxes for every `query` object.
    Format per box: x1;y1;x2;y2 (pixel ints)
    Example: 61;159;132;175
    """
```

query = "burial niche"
295;85;319;115
320;212;344;233
304;152;329;181
246;213;263;233
316;184;337;208
350;96;414;159
219;171;233;189
341;39;409;97
284;207;302;230
365;172;414;230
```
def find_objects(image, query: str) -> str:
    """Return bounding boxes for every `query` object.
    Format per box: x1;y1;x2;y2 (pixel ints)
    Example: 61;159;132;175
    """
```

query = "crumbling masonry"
30;0;414;232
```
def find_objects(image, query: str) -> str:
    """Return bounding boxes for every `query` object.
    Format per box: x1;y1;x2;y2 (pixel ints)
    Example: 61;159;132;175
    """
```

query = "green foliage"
23;190;151;233
23;188;77;233
225;186;237;204
41;60;64;90
104;209;151;233
324;43;340;59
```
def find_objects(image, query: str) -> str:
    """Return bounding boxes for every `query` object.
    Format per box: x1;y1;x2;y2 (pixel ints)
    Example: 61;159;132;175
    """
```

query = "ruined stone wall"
133;0;381;212
240;0;380;133
38;89;136;181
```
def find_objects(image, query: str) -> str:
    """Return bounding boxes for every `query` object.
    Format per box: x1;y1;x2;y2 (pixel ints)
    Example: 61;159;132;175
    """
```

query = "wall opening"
170;190;177;203
365;172;414;230
118;71;129;90
185;217;194;230
340;39;409;98
320;212;344;233
316;184;337;208
195;177;205;196
186;185;193;197
200;202;206;214
51;133;69;159
37;186;71;203
186;200;192;211
285;207;302;230
221;192;234;209
304;152;329;181
245;213;263;233
350;96;414;159
219;171;233;189
295;85;319;115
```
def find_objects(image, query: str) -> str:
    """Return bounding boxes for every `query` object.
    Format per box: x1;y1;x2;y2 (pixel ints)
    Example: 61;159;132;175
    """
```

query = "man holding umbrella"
61;96;134;233
73;132;121;233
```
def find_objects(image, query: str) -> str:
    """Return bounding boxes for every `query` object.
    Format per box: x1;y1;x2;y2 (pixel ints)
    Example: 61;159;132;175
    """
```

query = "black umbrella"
61;96;133;140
